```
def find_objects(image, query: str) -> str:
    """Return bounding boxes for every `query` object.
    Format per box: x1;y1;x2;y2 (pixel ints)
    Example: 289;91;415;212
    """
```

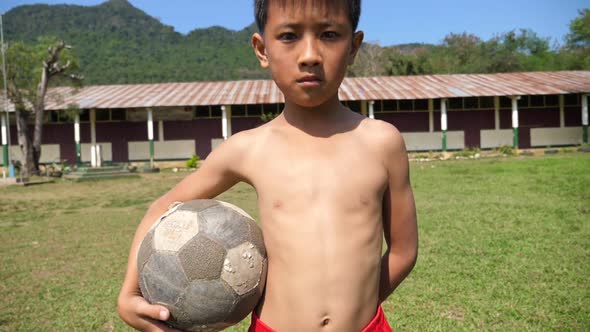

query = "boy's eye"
321;31;340;40
278;32;298;42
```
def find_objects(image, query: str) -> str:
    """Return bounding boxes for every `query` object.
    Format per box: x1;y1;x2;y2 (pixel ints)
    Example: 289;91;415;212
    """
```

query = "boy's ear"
348;31;365;65
252;33;269;68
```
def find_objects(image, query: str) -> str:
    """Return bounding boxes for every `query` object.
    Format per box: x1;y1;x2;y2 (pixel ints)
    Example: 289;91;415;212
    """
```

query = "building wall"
164;119;222;158
375;112;429;132
5;93;583;164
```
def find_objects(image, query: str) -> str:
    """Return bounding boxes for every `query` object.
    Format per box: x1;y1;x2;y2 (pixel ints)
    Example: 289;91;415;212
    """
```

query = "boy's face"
252;0;363;108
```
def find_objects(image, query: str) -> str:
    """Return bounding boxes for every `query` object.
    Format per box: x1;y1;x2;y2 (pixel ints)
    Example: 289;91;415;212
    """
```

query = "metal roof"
1;71;589;112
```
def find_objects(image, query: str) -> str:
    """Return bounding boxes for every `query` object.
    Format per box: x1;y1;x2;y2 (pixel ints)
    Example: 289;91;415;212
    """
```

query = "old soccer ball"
137;200;267;332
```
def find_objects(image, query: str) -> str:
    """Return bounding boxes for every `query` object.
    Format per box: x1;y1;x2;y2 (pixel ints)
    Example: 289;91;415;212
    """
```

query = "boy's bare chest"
248;133;388;207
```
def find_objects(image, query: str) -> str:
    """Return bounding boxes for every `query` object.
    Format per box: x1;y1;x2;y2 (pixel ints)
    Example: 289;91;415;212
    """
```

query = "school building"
1;70;589;166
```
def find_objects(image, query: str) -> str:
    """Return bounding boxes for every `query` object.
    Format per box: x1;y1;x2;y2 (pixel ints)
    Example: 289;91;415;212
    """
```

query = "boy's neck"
278;95;360;138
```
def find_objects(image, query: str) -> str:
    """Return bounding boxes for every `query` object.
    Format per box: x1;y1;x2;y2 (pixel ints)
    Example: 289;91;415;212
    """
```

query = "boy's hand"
118;290;183;332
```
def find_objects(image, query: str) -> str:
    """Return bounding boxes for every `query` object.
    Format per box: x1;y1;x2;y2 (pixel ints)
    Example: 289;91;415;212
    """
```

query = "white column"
582;95;588;127
147;109;154;141
441;99;448;131
494;96;500;130
221;105;232;140
74;113;81;165
512;96;520;148
1;114;6;145
74;114;80;143
90;109;96;145
512;97;519;129
428;99;434;132
559;95;565;128
368;101;375;119
147;108;155;167
158;120;164;142
441;99;448;152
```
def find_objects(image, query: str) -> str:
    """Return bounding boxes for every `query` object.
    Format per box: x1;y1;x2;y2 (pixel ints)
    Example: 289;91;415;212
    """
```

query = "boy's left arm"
378;126;418;302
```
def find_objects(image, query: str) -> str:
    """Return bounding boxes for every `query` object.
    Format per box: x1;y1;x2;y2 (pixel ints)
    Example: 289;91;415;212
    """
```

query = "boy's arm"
118;133;251;331
378;125;418;303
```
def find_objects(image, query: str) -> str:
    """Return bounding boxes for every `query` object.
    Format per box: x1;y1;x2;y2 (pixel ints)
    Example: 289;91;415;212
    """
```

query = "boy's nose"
298;37;322;67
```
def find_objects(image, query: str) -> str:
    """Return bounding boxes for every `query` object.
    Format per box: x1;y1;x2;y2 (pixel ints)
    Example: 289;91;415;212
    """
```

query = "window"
195;106;210;118
398;100;413;111
433;99;441;110
464;97;478;109
449;98;463;110
371;101;383;113
545;95;559;106
517;96;529;108
347;101;361;113
382;100;397;111
564;94;580;106
261;104;278;115
248;104;262;116
211;105;222;118
110;109;126;121
500;97;512;108
529;95;544;107
479;97;494;109
414;99;429;111
232;104;246;116
79;110;90;122
96;109;110;121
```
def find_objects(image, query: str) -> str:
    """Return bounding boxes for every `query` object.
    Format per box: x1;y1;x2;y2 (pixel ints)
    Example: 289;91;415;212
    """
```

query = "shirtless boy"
118;0;418;331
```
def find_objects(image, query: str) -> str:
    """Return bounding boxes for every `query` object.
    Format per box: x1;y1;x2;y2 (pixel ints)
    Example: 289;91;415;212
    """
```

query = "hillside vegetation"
4;0;589;85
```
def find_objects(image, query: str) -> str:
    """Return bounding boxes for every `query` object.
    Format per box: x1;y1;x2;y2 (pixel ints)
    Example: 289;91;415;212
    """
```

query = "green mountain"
4;0;268;84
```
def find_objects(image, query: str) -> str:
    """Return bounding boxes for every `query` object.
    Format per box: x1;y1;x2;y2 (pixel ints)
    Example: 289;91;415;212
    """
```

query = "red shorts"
248;305;392;332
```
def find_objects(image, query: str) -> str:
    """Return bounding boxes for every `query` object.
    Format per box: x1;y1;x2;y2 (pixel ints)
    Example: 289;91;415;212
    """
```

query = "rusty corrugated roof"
1;71;589;112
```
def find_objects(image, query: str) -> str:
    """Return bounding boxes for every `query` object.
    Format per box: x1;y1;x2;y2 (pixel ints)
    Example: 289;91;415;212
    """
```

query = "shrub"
497;145;515;156
186;154;201;169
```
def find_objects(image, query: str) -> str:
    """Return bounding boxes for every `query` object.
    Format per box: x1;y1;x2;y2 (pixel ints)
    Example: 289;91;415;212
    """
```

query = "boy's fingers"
136;300;170;321
142;319;184;332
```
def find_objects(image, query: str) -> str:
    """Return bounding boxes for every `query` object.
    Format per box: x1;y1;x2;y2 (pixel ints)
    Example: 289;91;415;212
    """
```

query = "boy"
118;0;418;331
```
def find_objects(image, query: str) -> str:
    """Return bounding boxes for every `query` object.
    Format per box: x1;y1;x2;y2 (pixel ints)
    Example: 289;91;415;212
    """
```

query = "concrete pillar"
74;113;81;165
361;100;368;117
158;120;164;142
368;101;375;119
1;113;7;168
222;105;232;140
441;99;448;152
512;97;520;148
428;99;434;133
494;96;500;130
90;109;97;167
147;108;154;167
90;109;96;145
559;95;565;128
583;94;588;144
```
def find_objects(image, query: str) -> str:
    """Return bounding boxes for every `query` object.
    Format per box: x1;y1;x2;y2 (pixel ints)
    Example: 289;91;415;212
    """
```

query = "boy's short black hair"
254;0;361;33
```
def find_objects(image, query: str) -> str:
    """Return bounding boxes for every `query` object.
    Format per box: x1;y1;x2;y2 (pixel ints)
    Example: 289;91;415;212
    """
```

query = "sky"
0;0;588;47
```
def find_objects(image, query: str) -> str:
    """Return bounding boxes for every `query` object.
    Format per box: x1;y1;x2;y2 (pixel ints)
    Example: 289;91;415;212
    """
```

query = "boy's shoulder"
356;116;406;153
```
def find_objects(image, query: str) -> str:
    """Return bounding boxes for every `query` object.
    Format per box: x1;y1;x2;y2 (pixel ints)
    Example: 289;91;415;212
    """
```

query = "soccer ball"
137;200;267;332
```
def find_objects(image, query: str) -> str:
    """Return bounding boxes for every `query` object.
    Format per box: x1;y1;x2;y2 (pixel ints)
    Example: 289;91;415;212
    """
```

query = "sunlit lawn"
0;153;588;331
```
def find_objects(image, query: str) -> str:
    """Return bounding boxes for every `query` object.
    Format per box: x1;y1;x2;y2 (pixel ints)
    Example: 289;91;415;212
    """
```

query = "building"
1;70;589;166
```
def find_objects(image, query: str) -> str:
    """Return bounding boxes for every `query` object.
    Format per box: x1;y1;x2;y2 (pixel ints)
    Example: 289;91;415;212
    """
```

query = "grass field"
1;153;589;331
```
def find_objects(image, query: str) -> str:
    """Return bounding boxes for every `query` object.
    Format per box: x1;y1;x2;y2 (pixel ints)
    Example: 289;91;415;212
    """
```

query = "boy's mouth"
296;74;322;87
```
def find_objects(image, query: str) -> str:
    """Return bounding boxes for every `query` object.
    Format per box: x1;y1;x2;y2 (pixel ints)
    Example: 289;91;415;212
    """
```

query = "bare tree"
4;38;82;177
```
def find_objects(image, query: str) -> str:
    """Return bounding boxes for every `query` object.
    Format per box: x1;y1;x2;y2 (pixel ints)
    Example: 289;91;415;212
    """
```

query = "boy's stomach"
255;205;384;331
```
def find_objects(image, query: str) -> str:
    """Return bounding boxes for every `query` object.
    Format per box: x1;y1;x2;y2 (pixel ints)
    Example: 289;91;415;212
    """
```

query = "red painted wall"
375;112;429;132
164;119;222;158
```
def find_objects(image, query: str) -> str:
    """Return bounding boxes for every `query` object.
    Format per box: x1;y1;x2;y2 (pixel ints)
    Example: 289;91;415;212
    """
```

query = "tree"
348;42;387;77
566;9;590;50
2;37;82;177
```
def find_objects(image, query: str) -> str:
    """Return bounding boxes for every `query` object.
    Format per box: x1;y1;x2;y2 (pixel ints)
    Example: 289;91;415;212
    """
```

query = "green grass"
1;154;589;331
